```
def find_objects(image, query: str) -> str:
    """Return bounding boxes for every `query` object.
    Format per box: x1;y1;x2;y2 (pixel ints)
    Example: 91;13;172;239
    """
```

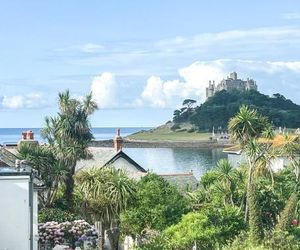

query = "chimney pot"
27;130;34;140
114;128;123;152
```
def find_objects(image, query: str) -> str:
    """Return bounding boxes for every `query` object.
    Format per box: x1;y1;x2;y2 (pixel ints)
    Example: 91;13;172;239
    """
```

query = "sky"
1;0;300;127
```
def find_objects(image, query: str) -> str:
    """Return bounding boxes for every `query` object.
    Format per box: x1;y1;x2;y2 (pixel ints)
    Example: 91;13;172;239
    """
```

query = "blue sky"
1;0;300;127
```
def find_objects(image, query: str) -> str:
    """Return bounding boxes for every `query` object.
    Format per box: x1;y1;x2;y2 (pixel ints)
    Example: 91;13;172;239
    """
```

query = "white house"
0;162;42;250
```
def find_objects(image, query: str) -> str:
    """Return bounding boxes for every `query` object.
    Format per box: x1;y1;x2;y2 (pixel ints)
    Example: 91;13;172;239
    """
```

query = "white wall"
112;158;145;179
0;176;31;250
33;191;38;250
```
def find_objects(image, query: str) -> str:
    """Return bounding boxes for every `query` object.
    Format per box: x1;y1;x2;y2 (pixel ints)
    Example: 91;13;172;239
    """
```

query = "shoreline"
90;139;233;148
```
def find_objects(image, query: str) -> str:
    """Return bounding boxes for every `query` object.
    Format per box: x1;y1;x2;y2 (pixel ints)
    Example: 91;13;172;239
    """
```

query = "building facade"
206;72;257;99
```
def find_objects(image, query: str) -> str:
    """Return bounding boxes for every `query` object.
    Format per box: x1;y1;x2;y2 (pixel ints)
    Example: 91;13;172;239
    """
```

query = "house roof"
159;172;199;191
0;147;18;167
75;147;147;173
76;147;117;172
103;150;147;172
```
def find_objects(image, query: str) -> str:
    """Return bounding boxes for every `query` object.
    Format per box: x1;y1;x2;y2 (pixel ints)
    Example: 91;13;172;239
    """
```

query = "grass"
126;126;211;142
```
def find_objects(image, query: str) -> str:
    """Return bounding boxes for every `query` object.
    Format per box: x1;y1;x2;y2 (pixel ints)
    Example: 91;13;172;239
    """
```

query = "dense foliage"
75;167;136;249
173;90;300;130
39;207;79;223
120;174;190;236
20;90;300;250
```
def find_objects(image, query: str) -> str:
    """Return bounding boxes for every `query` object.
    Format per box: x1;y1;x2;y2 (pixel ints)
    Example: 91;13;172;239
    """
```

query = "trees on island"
173;90;300;130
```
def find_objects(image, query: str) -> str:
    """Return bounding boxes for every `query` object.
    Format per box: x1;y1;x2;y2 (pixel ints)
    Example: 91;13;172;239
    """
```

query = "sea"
0;127;227;179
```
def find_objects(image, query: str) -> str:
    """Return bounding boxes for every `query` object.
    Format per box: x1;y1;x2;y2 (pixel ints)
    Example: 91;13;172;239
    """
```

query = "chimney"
22;132;27;140
113;128;123;152
27;130;34;140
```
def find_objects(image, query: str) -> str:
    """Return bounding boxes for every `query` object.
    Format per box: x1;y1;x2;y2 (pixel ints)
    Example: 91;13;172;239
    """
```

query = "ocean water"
0;127;226;178
0;127;147;144
124;147;226;179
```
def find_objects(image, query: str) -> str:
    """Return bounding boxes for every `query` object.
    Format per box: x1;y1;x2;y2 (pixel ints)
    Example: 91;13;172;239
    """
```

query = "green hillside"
173;90;300;131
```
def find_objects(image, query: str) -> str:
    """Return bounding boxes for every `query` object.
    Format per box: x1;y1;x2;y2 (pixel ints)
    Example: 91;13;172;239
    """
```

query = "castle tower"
206;80;215;99
229;72;237;80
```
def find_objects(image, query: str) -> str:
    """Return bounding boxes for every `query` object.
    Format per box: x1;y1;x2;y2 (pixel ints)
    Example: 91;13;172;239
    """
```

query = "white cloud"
140;76;179;108
138;61;226;108
91;72;118;108
2;95;24;109
155;27;300;53
1;93;46;109
52;26;300;79
55;43;105;53
79;43;105;53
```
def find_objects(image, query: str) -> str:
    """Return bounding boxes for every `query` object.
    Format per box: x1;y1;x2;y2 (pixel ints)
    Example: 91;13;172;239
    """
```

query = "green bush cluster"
39;207;80;223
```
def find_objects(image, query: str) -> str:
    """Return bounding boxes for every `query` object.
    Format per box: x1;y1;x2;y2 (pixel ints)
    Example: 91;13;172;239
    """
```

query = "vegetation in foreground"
17;91;300;250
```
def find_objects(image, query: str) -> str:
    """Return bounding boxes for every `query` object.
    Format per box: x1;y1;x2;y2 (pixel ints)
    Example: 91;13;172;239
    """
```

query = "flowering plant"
38;219;98;248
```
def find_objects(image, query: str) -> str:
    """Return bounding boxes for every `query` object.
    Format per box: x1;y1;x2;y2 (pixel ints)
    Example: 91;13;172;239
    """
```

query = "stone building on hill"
206;72;257;99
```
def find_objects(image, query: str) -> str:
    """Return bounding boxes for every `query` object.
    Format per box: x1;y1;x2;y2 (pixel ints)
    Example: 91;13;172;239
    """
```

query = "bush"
162;206;245;250
39;207;79;223
264;230;300;250
224;230;300;250
121;174;190;236
187;127;196;133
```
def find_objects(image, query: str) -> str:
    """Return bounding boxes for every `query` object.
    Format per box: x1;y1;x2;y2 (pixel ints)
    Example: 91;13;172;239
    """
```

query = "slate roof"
159;172;198;191
0;147;18;167
75;147;147;173
75;147;117;172
104;150;147;172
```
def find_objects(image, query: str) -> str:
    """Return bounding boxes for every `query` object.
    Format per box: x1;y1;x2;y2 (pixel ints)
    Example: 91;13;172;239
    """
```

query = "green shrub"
224;230;300;250
187;127;196;133
264;230;300;250
39;207;79;223
162;206;245;250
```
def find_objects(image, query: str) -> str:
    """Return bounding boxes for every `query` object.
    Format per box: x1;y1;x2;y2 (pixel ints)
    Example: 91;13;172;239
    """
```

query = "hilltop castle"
206;72;257;99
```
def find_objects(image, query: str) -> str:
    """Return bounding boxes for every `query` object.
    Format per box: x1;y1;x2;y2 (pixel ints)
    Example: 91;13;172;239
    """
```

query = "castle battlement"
206;72;257;99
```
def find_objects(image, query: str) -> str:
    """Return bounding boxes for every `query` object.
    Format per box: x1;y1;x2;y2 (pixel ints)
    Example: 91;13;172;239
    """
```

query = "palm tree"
75;167;136;250
17;143;67;207
228;105;269;146
228;105;274;244
41;90;98;208
215;159;237;206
